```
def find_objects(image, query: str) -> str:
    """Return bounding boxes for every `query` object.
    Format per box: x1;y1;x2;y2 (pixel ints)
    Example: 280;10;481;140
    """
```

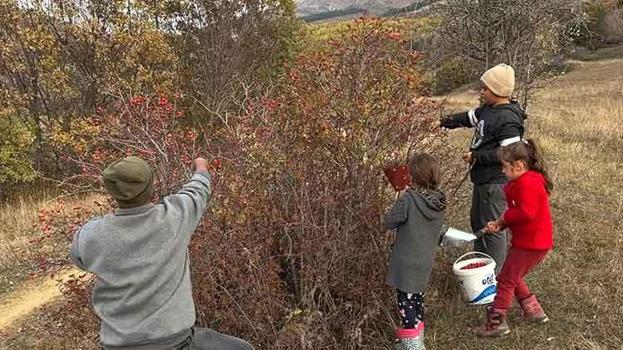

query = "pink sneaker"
519;294;549;324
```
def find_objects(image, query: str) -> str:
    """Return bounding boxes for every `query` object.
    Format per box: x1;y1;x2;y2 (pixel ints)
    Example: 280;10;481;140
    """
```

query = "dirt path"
0;267;83;330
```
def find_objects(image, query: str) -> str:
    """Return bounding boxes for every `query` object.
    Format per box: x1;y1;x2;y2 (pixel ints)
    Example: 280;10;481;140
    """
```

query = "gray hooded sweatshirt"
70;171;211;348
383;188;446;293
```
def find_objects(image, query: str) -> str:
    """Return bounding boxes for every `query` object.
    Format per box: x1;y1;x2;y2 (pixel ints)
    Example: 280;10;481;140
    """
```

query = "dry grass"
0;187;60;295
0;48;622;349
0;188;104;296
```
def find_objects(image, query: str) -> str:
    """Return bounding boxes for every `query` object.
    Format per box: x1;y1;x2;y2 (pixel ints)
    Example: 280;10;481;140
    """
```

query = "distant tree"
572;0;623;48
168;0;299;121
0;0;177;175
0;0;298;179
0;115;36;188
431;0;583;108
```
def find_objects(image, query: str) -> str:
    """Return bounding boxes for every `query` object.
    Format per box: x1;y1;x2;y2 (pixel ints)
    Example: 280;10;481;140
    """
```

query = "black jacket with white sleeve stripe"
441;102;526;185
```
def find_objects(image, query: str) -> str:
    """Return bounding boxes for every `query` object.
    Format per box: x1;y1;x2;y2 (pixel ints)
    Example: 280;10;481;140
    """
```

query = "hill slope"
295;0;415;16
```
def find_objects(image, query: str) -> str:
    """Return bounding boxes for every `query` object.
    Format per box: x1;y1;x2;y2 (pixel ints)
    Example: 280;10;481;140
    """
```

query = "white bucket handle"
453;251;494;266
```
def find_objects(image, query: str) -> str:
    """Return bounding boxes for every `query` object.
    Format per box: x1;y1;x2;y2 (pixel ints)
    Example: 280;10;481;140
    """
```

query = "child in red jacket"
476;139;553;337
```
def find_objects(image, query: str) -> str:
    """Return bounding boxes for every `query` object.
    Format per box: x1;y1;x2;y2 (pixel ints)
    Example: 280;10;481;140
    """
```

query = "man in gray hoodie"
70;156;253;350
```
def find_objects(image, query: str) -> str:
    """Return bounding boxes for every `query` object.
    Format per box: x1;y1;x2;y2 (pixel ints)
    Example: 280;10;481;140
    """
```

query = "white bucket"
452;252;497;305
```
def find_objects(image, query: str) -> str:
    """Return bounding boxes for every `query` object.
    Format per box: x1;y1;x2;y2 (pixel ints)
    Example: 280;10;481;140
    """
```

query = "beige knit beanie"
480;63;515;97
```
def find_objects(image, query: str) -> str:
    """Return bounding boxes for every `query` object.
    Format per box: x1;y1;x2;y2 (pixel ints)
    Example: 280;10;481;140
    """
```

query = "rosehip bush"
51;93;200;197
50;18;464;349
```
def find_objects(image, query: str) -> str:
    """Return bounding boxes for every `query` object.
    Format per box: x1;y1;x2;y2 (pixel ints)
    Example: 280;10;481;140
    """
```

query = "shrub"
51;18;462;348
604;8;623;43
431;58;477;95
0;114;36;186
571;0;623;48
433;0;582;105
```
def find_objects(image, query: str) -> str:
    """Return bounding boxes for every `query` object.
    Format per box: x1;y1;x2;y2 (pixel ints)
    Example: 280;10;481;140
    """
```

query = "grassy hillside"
296;0;414;17
1;47;622;349
304;16;438;43
430;52;623;349
298;1;438;22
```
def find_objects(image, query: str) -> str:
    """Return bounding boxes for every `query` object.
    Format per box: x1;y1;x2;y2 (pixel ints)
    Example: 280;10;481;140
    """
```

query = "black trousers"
396;290;424;329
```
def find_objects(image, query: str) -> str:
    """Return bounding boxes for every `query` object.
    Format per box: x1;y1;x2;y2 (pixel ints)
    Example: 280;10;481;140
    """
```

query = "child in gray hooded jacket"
70;156;253;350
384;154;446;350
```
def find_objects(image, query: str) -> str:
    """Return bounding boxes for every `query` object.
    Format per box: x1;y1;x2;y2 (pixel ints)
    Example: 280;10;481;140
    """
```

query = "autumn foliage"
42;19;462;349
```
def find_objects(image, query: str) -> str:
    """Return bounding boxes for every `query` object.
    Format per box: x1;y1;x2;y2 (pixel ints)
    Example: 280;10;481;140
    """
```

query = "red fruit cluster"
461;262;487;270
130;95;146;106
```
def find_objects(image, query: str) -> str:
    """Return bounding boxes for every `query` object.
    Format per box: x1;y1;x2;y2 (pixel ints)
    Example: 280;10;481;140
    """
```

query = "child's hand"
484;220;501;234
394;186;409;200
462;152;473;164
485;219;506;233
394;189;403;201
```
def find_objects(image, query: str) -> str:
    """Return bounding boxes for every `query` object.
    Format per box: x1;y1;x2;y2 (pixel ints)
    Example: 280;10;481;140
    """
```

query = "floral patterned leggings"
397;290;424;329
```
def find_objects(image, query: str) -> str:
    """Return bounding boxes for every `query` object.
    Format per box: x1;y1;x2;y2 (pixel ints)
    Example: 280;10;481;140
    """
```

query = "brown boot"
475;306;510;337
519;294;549;323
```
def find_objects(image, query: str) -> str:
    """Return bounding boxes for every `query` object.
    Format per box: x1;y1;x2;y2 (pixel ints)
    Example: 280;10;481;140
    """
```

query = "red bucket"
383;165;411;191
